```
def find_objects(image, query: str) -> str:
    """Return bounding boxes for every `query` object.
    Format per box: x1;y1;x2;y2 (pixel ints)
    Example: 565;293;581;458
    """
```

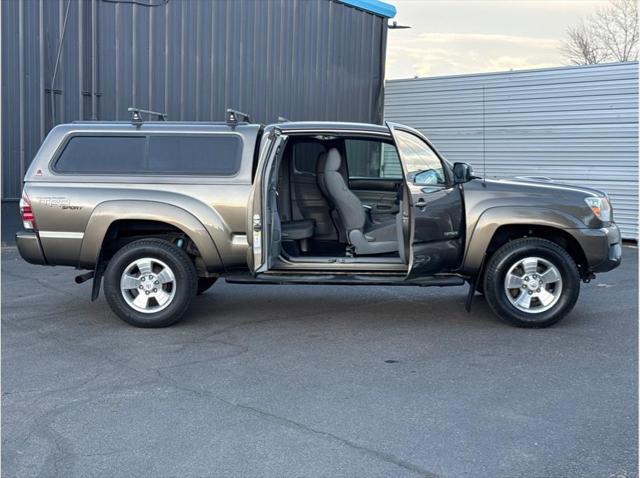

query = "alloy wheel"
503;256;563;314
120;257;177;313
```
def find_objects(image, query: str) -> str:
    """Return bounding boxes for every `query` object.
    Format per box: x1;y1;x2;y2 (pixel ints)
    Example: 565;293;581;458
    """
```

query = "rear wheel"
104;238;198;327
483;238;580;328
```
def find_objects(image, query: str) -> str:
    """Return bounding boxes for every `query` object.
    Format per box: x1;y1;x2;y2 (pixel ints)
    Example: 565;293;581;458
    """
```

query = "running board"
225;274;466;287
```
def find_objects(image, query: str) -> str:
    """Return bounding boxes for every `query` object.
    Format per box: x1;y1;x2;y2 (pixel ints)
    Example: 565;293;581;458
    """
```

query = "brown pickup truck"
16;112;622;328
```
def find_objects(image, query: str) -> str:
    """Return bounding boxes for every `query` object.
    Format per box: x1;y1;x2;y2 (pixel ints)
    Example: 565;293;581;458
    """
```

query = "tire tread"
103;238;197;327
483;237;580;328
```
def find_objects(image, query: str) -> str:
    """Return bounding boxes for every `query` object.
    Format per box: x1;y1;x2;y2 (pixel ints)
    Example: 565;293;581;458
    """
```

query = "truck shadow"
186;283;501;329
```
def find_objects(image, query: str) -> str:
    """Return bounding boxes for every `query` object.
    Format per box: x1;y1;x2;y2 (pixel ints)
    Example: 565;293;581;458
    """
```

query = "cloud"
501;0;608;10
384;0;609;78
398;0;608;11
417;32;560;49
386;30;563;78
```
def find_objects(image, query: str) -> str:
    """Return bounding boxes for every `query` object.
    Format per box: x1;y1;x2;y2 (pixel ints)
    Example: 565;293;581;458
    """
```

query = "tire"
197;277;218;295
103;238;198;328
483;238;580;328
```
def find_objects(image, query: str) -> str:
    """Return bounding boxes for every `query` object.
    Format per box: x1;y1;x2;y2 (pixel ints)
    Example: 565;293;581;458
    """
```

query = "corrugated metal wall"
1;0;388;202
384;63;639;239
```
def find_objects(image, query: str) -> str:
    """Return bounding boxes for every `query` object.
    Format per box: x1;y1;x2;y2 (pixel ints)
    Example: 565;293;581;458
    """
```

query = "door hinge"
252;214;262;231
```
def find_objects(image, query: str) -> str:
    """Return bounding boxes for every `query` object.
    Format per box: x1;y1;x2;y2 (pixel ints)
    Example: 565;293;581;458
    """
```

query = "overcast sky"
385;0;609;79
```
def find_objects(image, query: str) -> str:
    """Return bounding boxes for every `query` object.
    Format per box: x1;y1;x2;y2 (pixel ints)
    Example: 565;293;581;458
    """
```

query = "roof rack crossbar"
226;108;251;125
128;107;167;125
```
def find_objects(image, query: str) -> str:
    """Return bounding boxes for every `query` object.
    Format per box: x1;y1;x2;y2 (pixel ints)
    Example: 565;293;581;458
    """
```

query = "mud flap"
91;254;106;301
465;254;486;313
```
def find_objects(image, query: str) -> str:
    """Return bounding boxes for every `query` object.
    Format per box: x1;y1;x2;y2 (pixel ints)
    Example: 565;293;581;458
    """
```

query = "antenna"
482;86;487;187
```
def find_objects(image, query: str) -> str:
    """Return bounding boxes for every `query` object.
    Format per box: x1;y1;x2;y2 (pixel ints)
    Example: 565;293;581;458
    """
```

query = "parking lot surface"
2;246;637;477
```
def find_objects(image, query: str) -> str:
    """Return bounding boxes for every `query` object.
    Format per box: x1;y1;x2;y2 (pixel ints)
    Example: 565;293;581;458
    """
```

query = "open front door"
247;128;288;274
387;122;464;278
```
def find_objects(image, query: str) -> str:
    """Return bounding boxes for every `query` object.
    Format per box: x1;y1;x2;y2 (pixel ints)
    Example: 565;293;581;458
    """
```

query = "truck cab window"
344;139;402;179
293;142;325;174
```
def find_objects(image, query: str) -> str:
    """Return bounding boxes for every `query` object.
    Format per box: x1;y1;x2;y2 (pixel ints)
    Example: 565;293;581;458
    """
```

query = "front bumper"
15;230;48;265
571;223;622;273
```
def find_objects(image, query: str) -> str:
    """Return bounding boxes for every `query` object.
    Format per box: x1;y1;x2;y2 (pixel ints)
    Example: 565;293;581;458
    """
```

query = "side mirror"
452;162;474;184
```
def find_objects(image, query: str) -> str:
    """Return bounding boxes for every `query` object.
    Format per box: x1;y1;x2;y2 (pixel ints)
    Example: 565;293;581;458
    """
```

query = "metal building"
0;0;395;240
385;62;639;239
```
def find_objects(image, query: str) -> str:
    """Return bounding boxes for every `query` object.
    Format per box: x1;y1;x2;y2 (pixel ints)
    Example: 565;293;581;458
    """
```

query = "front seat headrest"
325;148;341;172
316;151;327;174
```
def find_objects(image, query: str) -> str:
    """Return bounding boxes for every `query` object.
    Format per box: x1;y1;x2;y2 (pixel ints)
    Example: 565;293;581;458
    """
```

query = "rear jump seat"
281;219;315;251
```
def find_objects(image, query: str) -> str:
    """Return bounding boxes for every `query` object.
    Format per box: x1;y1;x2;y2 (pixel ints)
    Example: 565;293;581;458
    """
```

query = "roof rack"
128;107;167;125
226;108;251;125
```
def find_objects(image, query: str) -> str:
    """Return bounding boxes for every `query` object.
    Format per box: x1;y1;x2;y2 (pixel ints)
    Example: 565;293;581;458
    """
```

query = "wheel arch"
463;207;589;278
79;200;224;273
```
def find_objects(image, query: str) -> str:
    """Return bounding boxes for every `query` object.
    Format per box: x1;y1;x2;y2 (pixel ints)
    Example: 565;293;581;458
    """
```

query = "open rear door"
247;127;288;275
387;122;464;278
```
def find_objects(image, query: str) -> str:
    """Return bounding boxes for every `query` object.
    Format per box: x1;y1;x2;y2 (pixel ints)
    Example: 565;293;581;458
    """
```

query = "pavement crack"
234;403;440;478
3;270;82;298
152;341;249;372
2;371;104;397
199;296;398;341
155;368;438;478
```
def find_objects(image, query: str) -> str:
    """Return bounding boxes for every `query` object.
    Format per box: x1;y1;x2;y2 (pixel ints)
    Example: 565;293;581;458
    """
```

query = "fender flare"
79;200;224;272
462;206;586;274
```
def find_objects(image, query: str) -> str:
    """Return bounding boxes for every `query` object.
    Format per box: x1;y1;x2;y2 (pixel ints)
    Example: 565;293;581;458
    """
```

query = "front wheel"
483;238;580;328
104;238;198;327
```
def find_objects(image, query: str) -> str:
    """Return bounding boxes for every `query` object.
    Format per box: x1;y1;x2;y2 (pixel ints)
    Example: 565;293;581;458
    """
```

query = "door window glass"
344;139;402;179
393;130;445;185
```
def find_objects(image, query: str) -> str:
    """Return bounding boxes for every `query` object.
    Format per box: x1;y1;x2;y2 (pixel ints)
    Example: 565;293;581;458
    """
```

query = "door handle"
416;198;427;208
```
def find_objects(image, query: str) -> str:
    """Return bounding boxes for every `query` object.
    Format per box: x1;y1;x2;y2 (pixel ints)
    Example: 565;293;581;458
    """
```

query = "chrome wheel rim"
120;258;176;314
503;256;563;314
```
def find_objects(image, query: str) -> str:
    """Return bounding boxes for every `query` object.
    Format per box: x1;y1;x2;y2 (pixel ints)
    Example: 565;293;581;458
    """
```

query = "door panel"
349;178;402;221
349;178;401;192
263;137;289;271
351;190;399;221
412;186;461;242
247;129;287;274
387;122;464;277
408;185;464;274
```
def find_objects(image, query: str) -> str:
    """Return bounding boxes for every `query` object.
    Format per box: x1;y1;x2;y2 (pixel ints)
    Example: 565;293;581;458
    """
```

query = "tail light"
20;192;36;230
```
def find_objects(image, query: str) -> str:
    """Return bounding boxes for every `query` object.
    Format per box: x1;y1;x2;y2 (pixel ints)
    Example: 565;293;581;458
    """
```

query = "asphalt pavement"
2;246;637;477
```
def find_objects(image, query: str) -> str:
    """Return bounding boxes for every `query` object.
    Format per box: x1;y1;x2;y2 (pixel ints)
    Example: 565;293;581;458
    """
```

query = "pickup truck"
16;113;622;328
